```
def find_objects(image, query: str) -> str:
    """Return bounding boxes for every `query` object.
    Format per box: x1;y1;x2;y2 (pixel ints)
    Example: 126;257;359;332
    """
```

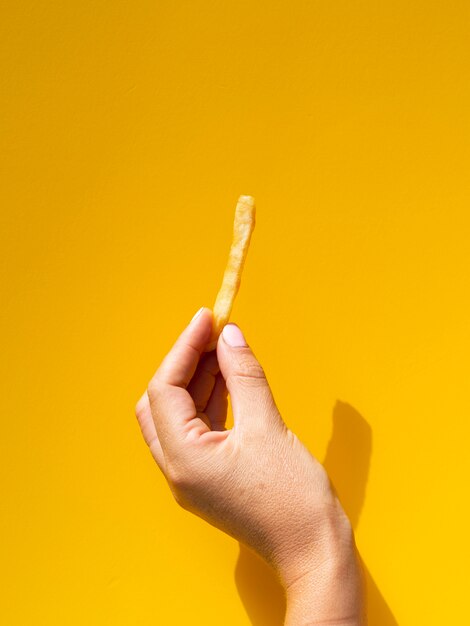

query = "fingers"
187;351;220;412
147;308;213;449
142;311;277;461
135;391;164;469
156;307;213;388
205;372;228;431
216;324;282;432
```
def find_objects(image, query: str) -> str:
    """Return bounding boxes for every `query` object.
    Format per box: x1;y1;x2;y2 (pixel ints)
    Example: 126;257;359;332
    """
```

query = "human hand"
136;308;364;625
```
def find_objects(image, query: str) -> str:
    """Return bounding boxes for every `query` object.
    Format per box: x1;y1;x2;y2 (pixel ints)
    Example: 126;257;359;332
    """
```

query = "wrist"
284;556;364;626
279;505;365;626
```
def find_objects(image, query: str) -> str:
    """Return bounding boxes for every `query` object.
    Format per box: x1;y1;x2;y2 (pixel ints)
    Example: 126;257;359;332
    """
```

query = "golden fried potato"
206;195;256;351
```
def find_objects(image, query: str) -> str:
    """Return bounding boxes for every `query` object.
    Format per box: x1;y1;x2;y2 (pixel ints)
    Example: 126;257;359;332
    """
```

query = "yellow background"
1;2;469;624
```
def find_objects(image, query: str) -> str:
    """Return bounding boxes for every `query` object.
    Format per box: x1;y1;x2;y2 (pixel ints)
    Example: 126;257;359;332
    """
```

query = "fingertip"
190;306;212;328
190;306;211;323
221;323;247;348
205;339;218;352
192;307;217;352
186;306;213;344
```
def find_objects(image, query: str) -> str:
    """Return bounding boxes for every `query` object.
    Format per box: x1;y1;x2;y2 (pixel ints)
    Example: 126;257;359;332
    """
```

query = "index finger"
156;307;213;387
147;307;213;445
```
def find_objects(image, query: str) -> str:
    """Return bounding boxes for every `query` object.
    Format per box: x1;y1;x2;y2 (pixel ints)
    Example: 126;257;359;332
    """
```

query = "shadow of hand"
235;545;286;626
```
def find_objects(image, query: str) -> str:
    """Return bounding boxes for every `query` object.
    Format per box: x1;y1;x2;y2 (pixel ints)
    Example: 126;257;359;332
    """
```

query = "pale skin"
135;308;365;625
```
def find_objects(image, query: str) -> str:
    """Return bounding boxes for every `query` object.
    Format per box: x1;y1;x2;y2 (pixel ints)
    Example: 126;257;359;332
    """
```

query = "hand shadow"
234;401;398;625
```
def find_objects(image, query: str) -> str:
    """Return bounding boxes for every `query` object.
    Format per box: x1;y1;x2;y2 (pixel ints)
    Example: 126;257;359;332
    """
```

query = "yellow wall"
1;2;469;624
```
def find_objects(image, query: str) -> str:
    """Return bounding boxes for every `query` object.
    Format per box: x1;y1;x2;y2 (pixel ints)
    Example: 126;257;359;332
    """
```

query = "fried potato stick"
206;195;256;351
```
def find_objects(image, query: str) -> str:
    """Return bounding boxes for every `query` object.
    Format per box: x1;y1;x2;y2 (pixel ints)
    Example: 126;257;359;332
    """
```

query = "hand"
136;308;365;625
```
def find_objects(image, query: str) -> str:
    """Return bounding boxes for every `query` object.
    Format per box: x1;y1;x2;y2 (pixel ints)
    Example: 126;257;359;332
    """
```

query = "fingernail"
191;307;204;322
222;324;247;347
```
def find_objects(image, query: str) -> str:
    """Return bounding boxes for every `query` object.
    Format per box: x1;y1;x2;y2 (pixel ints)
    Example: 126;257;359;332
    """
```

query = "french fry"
206;195;256;351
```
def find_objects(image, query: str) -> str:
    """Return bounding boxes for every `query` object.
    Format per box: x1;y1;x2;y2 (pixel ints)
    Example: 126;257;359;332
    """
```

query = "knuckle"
166;459;207;511
229;353;266;386
135;396;152;431
147;376;163;400
166;462;193;493
229;371;266;390
134;398;146;421
171;486;190;510
238;353;265;377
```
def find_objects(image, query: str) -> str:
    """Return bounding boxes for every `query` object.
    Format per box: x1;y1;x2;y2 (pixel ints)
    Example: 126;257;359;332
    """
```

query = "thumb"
216;324;281;431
